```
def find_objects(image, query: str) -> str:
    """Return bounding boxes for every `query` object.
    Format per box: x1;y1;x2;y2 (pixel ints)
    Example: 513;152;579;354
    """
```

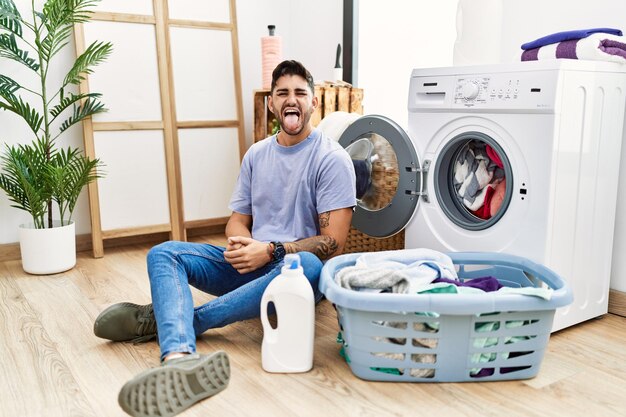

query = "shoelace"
132;305;158;344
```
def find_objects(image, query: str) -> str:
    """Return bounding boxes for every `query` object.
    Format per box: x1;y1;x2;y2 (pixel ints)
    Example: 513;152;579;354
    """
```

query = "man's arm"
225;212;252;253
225;212;252;239
225;207;353;274
284;207;353;260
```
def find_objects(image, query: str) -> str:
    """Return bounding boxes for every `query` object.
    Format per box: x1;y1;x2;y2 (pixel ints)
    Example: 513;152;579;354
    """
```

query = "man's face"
268;74;318;136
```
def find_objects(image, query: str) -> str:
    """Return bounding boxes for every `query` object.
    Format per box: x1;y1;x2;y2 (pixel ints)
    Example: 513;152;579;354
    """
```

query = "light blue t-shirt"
229;129;356;242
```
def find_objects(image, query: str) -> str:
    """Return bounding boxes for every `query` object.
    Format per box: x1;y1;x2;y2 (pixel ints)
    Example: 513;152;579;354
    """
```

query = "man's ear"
267;95;275;115
312;95;319;110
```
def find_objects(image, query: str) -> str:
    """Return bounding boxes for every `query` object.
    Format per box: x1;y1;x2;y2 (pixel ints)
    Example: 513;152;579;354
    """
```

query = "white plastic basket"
319;251;573;382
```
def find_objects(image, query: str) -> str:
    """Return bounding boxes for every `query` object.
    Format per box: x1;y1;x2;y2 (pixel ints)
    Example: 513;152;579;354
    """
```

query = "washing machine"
321;60;626;331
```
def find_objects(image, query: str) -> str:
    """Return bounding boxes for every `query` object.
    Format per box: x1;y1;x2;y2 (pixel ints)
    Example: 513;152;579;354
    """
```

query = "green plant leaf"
50;91;101;119
0;32;39;71
0;94;43;135
0;73;20;114
0;0;23;37
58;96;105;133
43;0;99;29
47;146;102;223
40;24;73;61
39;0;101;63
0;143;50;228
63;40;112;86
0;73;20;97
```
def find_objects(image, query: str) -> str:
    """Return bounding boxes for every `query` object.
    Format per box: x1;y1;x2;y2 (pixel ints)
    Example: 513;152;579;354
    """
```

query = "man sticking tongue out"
268;73;318;146
283;108;301;133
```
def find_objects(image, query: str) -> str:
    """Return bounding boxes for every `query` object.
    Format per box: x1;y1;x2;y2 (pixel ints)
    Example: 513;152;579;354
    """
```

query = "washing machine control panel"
411;70;559;112
455;78;490;105
454;77;522;107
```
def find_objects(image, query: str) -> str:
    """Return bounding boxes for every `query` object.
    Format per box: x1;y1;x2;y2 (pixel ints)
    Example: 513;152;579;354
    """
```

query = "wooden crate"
253;83;363;142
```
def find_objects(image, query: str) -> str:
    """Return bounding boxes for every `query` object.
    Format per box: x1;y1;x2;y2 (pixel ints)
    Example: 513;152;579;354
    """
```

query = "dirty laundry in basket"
319;251;573;382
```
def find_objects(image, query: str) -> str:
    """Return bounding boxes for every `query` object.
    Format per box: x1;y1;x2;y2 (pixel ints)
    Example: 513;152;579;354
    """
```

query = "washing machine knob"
460;81;480;100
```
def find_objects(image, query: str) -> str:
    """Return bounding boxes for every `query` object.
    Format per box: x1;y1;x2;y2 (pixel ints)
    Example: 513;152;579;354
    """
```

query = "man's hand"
224;236;272;274
225;237;244;252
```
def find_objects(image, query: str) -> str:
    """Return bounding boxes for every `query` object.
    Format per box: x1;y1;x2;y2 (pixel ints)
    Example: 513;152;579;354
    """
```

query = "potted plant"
0;0;112;274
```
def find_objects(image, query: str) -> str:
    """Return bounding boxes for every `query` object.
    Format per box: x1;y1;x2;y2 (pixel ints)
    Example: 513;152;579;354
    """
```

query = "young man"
94;60;356;417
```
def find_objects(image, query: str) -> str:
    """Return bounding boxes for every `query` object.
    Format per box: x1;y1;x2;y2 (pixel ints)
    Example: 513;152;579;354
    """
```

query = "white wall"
613;117;626;293
0;0;342;244
236;0;343;146
356;0;458;128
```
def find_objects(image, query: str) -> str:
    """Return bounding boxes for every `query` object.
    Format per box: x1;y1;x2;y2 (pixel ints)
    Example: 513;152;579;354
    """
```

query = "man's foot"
118;351;230;417
94;303;157;343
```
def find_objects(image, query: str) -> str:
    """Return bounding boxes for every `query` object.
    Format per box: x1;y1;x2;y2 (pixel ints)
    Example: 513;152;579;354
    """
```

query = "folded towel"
521;28;622;50
522;32;626;63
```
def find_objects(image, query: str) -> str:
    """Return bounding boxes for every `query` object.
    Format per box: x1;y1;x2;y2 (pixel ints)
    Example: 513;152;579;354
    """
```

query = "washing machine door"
338;115;421;237
431;131;514;230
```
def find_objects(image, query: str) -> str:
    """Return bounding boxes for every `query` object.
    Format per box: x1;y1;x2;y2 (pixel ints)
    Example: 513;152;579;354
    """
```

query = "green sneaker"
118;351;230;417
94;302;157;343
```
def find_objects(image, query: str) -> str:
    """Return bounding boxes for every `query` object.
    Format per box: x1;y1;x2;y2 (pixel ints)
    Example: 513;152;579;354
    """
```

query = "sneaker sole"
118;351;230;417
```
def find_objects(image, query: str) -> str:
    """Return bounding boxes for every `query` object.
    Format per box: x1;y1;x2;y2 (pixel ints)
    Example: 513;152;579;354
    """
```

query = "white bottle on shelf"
261;253;315;373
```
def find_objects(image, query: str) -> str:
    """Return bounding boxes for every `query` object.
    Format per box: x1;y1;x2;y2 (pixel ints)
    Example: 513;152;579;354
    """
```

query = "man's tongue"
284;113;300;131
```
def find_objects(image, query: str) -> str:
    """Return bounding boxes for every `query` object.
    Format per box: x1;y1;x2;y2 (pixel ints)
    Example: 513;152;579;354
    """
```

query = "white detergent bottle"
261;253;315;373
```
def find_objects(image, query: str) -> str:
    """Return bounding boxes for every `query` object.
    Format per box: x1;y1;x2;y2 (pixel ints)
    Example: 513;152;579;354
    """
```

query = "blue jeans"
146;241;323;361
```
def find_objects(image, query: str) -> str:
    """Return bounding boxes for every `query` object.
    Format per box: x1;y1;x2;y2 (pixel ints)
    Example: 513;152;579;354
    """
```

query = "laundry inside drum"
345;134;399;211
452;138;507;222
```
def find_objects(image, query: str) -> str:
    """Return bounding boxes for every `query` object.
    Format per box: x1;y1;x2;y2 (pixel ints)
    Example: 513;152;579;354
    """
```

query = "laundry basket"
319;251;573;382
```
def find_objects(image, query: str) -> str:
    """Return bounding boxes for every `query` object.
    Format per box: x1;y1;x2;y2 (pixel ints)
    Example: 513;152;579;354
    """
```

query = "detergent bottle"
261;253;315;373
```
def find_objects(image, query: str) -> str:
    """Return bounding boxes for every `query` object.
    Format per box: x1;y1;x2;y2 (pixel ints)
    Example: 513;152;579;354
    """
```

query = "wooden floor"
1;233;625;417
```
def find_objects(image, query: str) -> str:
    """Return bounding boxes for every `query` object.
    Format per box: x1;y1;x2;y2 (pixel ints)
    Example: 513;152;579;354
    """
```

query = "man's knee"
297;252;323;281
147;241;176;264
295;252;324;303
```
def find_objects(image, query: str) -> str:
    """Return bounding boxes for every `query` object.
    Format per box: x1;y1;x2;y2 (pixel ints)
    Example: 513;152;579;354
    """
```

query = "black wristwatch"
271;241;286;261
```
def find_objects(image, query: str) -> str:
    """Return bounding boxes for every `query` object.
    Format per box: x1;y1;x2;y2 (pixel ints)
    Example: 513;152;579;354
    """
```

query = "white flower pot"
19;221;76;275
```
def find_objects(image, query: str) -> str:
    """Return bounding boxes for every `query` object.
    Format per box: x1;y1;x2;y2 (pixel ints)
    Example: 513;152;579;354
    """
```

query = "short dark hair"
270;60;315;94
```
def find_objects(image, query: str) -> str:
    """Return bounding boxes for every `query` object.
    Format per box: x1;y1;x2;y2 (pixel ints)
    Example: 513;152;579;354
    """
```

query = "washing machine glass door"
434;131;513;230
339;115;421;237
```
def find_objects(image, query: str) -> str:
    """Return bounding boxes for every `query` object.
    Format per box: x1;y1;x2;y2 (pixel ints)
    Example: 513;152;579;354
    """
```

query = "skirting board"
609;289;626;318
0;223;226;263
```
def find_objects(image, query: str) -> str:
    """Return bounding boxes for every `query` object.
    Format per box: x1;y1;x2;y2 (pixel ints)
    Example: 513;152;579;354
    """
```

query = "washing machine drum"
338;115;421;238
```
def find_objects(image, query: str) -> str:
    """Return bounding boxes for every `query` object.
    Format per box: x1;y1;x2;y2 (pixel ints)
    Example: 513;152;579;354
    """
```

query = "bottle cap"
268;25;276;36
284;253;301;269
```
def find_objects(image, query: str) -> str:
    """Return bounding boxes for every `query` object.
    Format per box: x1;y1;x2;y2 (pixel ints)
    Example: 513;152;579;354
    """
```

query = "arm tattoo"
319;212;330;228
285;235;339;260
